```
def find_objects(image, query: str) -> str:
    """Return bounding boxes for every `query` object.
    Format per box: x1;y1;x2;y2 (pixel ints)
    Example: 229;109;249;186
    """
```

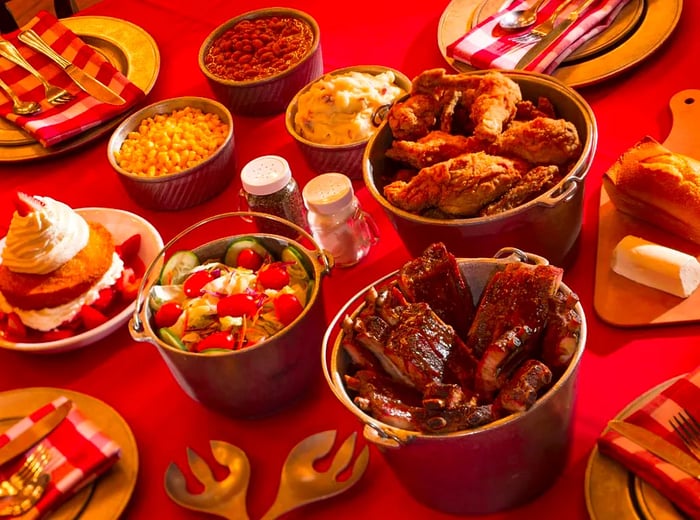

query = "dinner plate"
0;207;164;353
585;376;684;519
0;15;160;162
0;387;138;520
437;0;682;88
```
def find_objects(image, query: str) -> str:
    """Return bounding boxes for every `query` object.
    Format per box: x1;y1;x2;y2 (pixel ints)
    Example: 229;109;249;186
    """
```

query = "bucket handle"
537;173;583;208
131;211;332;334
493;247;549;266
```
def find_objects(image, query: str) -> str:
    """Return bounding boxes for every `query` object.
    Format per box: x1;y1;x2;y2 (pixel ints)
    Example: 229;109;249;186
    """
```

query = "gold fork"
0;39;73;105
0;445;50;499
670;409;700;461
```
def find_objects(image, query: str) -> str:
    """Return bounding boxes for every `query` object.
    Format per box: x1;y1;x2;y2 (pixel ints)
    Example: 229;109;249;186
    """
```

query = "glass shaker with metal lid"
239;155;307;236
302;172;379;267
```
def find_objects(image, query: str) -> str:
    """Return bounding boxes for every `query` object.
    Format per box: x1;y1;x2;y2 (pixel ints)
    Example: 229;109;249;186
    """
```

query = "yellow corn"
115;106;229;177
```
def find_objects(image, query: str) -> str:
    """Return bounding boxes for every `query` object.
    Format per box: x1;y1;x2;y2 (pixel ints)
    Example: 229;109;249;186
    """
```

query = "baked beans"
204;16;314;82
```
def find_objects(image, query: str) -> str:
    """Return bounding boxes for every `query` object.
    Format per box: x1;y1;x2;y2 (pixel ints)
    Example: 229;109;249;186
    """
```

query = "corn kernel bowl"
107;96;235;211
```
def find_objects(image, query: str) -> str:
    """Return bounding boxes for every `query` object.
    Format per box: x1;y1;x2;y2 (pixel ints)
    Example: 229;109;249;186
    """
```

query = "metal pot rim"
322;248;587;443
129;211;332;356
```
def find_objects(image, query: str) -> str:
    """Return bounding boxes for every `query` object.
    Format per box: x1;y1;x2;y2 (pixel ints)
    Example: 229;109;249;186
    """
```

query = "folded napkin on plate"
597;367;700;518
446;0;632;74
0;10;145;148
0;395;121;520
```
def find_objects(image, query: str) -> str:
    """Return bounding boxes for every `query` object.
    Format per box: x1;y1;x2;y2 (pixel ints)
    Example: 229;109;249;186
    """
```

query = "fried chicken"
386;130;485;169
409;69;522;142
383;151;528;217
495;117;581;165
479;165;559;216
387;93;440;141
467;71;522;142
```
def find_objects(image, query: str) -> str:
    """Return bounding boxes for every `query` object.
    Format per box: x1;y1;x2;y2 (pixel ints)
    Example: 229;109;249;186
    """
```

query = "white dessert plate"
0;207;163;353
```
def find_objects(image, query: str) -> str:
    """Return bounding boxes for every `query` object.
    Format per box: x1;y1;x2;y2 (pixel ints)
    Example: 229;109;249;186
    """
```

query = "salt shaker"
239;155;307;236
302;173;379;267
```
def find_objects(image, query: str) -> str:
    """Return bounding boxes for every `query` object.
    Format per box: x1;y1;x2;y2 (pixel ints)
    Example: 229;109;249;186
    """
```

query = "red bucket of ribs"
322;242;586;514
363;69;597;267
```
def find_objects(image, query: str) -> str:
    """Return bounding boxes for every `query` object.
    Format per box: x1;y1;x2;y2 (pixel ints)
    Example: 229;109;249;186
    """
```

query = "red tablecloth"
1;0;699;518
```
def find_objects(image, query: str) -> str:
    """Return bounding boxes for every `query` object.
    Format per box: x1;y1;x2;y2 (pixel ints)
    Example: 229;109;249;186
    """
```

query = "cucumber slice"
282;245;310;277
224;237;269;267
158;327;188;351
160;250;200;285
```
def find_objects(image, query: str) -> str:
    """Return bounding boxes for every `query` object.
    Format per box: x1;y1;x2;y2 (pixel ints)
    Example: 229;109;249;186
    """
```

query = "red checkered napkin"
446;0;631;74
0;10;145;148
597;367;700;518
0;395;121;519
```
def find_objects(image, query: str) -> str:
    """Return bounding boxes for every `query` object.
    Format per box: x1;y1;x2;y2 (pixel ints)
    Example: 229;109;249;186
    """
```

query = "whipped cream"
2;196;90;274
0;253;125;332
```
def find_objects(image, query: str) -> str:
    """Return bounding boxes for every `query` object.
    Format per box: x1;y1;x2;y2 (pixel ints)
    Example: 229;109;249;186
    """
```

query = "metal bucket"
363;70;598;267
130;212;332;417
322;248;586;514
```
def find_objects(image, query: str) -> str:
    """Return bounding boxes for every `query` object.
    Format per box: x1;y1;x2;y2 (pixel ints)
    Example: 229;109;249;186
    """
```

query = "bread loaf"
603;136;700;245
611;235;700;298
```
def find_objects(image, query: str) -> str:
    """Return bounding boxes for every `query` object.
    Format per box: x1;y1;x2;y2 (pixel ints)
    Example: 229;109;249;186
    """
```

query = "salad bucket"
322;248;586;513
130;212;332;417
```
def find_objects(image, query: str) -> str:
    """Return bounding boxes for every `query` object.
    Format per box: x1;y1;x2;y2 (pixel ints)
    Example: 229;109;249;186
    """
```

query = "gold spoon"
0;77;40;116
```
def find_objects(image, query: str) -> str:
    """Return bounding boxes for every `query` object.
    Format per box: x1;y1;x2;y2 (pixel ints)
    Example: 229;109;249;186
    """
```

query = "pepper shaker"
239;155;307;237
302;172;379;267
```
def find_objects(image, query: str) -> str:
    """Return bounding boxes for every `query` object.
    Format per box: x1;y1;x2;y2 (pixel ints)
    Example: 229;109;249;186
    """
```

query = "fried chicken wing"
386;130;486;169
383;151;527;217
387;93;440;141
495;117;581;165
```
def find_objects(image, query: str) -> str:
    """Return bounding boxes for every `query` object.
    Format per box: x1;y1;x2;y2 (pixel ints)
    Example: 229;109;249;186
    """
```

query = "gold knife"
514;0;598;70
608;420;700;478
0;399;72;466
17;29;126;105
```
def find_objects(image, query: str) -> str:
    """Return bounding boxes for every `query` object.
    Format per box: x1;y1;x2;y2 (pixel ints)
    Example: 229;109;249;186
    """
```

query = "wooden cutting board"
594;89;700;327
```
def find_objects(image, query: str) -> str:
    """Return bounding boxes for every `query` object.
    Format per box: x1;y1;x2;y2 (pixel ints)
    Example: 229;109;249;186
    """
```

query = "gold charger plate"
0;15;160;162
585;377;685;520
0;387;138;519
437;0;682;87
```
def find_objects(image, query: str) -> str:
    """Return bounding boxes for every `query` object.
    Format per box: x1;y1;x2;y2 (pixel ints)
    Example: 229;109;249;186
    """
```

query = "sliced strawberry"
13;192;43;217
80;305;108;330
116;234;142;263
92;287;116;312
116;267;141;301
5;312;27;340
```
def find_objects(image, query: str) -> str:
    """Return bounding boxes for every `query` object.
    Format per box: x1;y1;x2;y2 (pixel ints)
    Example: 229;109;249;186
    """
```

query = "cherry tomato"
257;264;290;290
237;248;264;271
154;301;183;328
195;331;235;352
217;293;257;318
183;270;215;297
274;293;303;325
80;306;108;329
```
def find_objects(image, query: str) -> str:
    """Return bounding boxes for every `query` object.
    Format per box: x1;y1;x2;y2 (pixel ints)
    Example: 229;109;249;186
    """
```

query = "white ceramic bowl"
0;207;164;353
